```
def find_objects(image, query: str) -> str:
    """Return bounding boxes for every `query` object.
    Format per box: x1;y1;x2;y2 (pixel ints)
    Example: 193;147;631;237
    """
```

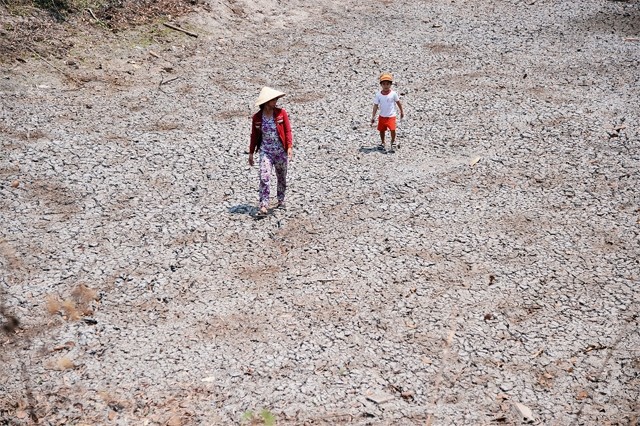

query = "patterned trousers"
258;150;288;208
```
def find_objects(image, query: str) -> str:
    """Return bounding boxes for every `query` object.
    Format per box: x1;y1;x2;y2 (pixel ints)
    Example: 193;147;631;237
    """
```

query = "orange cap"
379;73;393;82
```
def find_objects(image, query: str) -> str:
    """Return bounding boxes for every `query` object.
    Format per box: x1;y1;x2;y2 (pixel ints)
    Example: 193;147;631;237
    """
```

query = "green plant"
242;408;276;426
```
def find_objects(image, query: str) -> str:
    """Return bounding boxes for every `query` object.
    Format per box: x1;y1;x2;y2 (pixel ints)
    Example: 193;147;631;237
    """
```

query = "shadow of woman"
228;204;254;215
228;204;268;220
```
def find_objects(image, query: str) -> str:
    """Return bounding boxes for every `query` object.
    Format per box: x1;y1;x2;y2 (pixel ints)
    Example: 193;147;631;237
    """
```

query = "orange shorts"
377;116;397;131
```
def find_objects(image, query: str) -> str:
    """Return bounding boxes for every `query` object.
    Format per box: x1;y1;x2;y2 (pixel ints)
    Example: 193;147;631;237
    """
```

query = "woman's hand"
248;153;254;166
287;148;293;161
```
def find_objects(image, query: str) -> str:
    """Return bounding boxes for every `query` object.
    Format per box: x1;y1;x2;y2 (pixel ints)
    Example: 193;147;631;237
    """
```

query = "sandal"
256;206;268;217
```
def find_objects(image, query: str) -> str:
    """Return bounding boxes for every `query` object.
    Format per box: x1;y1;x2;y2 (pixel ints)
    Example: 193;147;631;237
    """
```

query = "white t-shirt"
374;90;400;118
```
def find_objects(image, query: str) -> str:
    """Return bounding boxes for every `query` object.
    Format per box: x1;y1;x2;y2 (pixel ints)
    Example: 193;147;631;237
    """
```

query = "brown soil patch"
0;0;200;62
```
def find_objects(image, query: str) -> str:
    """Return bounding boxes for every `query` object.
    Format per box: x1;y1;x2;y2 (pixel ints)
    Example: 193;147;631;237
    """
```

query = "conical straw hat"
255;87;286;106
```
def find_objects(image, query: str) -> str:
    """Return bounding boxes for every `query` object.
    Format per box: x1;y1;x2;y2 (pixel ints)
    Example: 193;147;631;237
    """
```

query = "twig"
163;22;198;38
160;76;180;86
158;73;180;94
26;47;79;85
159;74;180;87
86;8;99;22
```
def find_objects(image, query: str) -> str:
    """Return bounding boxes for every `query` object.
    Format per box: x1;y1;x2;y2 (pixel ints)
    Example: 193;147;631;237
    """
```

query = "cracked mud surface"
1;0;639;424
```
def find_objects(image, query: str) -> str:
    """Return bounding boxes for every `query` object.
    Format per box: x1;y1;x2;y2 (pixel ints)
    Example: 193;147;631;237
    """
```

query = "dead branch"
163;22;198;38
160;76;180;86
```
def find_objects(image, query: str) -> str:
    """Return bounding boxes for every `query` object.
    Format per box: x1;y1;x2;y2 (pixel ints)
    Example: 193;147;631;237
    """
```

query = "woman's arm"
249;116;259;154
249;114;259;166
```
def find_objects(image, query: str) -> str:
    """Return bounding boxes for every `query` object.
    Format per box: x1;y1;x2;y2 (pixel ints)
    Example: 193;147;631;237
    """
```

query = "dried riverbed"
1;0;639;424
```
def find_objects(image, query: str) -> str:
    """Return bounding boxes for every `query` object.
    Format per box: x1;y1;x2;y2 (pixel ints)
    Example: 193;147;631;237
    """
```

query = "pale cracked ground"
1;0;639;425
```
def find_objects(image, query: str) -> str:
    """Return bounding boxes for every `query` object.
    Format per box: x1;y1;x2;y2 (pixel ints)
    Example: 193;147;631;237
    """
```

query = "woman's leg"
259;154;273;208
274;153;288;204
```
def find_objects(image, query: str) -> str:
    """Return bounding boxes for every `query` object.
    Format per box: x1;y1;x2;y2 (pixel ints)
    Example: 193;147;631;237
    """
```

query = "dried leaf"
166;415;183;426
469;156;482;166
52;341;76;352
513;401;535;421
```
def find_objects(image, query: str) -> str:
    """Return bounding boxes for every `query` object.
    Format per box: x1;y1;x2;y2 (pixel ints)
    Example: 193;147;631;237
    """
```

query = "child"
370;73;404;151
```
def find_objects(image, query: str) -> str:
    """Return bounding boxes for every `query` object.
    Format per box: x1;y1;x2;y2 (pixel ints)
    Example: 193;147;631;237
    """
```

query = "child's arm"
370;104;378;125
396;100;404;119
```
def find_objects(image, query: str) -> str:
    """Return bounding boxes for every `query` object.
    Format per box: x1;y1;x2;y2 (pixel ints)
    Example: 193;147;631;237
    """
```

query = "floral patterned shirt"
260;114;284;156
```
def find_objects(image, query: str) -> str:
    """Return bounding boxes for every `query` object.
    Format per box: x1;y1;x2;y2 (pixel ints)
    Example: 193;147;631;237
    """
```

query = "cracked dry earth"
1;0;639;424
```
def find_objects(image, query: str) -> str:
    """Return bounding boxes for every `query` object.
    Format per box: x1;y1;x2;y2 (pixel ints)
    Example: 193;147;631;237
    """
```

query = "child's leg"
258;154;273;208
389;117;397;146
377;117;387;146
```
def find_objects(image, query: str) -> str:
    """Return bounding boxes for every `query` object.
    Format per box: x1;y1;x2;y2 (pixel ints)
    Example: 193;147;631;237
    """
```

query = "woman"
249;87;293;216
